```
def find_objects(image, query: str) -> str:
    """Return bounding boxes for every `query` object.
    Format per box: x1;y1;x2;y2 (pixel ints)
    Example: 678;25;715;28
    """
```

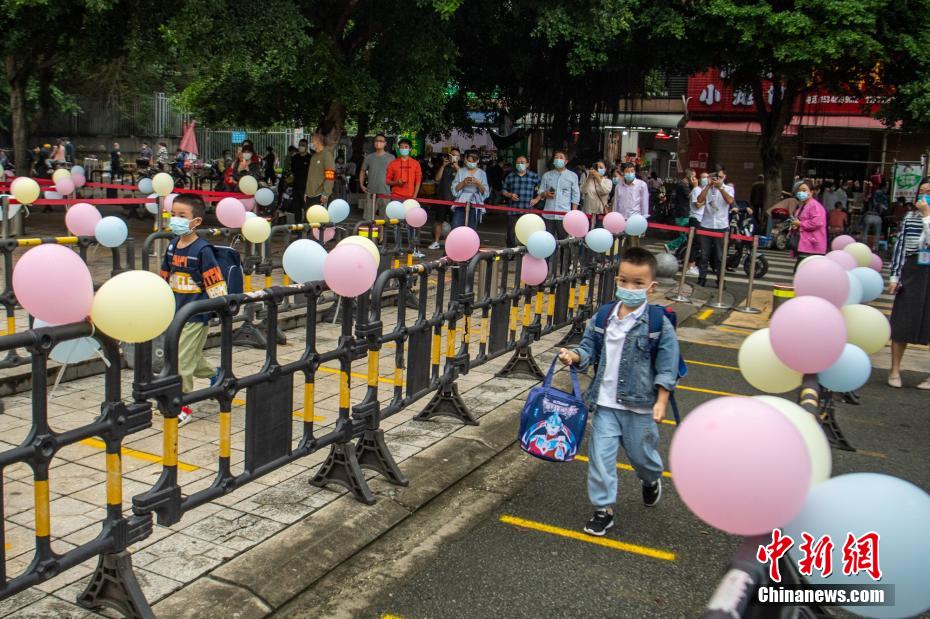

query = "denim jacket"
571;304;680;410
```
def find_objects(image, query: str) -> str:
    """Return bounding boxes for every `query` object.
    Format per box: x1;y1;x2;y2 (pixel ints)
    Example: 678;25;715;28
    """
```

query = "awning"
686;115;894;134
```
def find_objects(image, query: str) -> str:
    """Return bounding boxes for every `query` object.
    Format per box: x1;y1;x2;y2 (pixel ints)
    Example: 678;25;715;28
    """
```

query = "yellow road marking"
573;455;672;478
696;308;714;321
856;449;887;459
678;385;742;397
716;326;755;335
80;438;199;472
499;515;676;561
684;359;739;371
232;398;246;406
680;339;740;351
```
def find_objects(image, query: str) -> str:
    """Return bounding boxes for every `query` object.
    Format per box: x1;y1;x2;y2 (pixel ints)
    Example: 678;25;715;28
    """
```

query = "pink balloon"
793;257;849;307
602;212;626;235
13;244;94;324
824;249;857;271
323;244;377;297
163;193;179;212
562;210;589;237
520;255;549;285
445;227;480;262
56;177;75;195
770;296;846;374
670;397;811;535
72;173;86;188
65;203;102;236
241;198;255;212
311;227;336;243
831;234;855;251
869;253;883;272
216;197;246;228
406;207;428;228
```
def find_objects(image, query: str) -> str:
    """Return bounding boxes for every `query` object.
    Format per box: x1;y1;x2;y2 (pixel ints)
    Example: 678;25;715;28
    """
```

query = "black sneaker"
643;479;662;507
583;509;614;536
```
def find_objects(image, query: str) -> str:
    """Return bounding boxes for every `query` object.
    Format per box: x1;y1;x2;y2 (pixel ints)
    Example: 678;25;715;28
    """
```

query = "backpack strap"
187;237;213;287
647;304;683;424
590;302;618;364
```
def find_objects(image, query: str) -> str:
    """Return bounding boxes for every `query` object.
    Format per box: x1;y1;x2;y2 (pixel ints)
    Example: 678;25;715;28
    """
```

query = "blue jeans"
587;405;663;508
451;207;479;230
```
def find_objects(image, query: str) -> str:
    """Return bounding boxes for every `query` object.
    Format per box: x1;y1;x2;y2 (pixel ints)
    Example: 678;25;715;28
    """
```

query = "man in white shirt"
694;164;735;287
612;162;650;219
539;150;580;239
681;170;710;276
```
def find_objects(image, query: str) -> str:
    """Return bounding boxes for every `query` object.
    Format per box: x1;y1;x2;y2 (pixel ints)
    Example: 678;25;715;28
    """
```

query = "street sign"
892;162;922;202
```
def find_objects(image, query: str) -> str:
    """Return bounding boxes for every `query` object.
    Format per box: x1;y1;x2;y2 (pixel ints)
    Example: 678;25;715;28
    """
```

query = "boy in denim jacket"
558;247;680;536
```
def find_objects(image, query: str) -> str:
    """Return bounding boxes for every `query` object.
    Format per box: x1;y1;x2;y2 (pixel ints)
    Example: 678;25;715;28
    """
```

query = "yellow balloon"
12;178;40;204
338;235;380;266
306;205;330;224
241;217;271;244
844;242;872;267
514;213;545;246
402;198;420;212
52;169;71;183
238;175;258;196
152;172;174;197
90;271;175;343
754;396;831;486
738;328;803;393
841;304;890;354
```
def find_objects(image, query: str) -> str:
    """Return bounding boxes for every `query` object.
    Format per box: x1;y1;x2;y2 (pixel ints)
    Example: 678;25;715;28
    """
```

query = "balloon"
669;397;811;535
851;266;884;303
831;234;855;251
445;226;480;262
402;199;420;212
311;227;336;243
385;200;406;221
793;257;849;307
844;241;872;267
13;244;94;324
282;238;327;283
145;193;160;215
240;198;255;212
327;198;350;224
238;175;258;195
868;253;883;272
818;343;871;393
138;178;154;195
526;230;556;259
65;203;102;237
770;296;846;374
520;255;548;285
255;187;275;206
337;235;380;266
602;212;626;234
845;271;863;305
753;396;831;486
584;228;614;253
241;217;271;244
514;213;545;245
785;473;930;618
94;216;128;248
55;177;75;195
798;254;825;270
12;178;40;204
306;204;330;224
245;211;257;219
52;169;71;183
824;249;857;271
151;172;174;197
738;328;803;393
406;207;428;228
163;193;179;213
216;197;246;228
625;214;648;236
33;318;100;364
71;165;85;177
72;173;86;188
323;244;377;297
562;210;589;237
90;270;174;342
841;304;890;355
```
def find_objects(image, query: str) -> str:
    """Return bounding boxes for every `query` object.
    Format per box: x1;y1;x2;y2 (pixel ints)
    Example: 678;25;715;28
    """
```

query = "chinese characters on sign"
757;529;883;583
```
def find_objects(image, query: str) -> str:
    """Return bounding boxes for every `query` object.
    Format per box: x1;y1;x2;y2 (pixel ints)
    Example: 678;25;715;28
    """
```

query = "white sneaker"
177;407;193;427
687;266;699;276
412;250;425;259
428;242;441;250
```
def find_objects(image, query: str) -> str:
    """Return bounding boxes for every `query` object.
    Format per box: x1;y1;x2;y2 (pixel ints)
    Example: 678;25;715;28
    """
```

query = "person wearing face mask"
385;137;422;201
788;178;827;271
426;147;460;248
451;150;490;229
664;169;696;255
558;248;680;536
582;160;612;224
360;133;395;219
502;154;541;246
887;179;930;389
288;138;312;218
233;143;262;182
305;132;336;207
611;162;650;221
160;194;226;427
694;164;735;287
539;150;580;239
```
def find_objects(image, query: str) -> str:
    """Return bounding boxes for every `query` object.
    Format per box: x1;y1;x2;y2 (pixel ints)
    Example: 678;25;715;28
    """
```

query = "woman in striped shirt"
888;178;930;388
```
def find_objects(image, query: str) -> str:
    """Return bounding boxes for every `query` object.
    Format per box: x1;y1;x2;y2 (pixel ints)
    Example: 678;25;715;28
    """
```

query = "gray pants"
860;214;882;246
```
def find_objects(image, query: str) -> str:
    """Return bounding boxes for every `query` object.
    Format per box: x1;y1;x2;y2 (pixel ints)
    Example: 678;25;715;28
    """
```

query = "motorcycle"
726;209;769;278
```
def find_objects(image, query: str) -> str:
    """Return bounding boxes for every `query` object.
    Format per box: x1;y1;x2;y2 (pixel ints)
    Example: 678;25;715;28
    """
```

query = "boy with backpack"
558;247;682;536
160;194;227;426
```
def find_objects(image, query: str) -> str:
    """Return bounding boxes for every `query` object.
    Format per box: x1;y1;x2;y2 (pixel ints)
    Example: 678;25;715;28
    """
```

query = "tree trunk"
350;114;370;168
752;77;797;209
6;57;29;177
318;100;346;151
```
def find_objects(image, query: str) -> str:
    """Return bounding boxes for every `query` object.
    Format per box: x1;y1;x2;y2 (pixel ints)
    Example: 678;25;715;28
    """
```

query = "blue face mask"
553;159;566;169
169;216;192;236
596;167;606;176
624;172;636;183
796;191;809;201
516;163;527;173
615;285;648;307
919;194;930;206
466;161;477;170
398;148;410;157
700;177;709;187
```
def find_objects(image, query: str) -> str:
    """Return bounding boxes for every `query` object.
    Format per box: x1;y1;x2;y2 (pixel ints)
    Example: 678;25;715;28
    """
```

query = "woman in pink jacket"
791;179;827;271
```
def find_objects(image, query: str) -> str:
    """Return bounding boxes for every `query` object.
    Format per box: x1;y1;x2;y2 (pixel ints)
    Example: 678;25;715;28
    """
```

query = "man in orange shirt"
385;138;422;199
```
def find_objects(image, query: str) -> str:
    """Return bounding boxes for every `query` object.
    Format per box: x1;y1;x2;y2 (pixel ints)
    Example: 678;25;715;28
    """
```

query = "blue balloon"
625;214;648;236
255;187;275;206
71;165;86;177
852;266;884;303
385;201;406;221
282;238;327;284
33;318;100;364
845;271;863;305
138;178;153;195
817;343;870;392
585;228;614;253
94;216;128;248
785;473;930;618
526;230;556;258
327;198;350;224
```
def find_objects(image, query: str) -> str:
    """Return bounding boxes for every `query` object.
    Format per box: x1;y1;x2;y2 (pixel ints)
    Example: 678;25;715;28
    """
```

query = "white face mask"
243;152;253;161
298;146;307;153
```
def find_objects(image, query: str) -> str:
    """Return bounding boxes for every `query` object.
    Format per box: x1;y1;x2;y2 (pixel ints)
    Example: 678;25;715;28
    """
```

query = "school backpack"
591;303;688;422
186;237;245;294
519;358;588;463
